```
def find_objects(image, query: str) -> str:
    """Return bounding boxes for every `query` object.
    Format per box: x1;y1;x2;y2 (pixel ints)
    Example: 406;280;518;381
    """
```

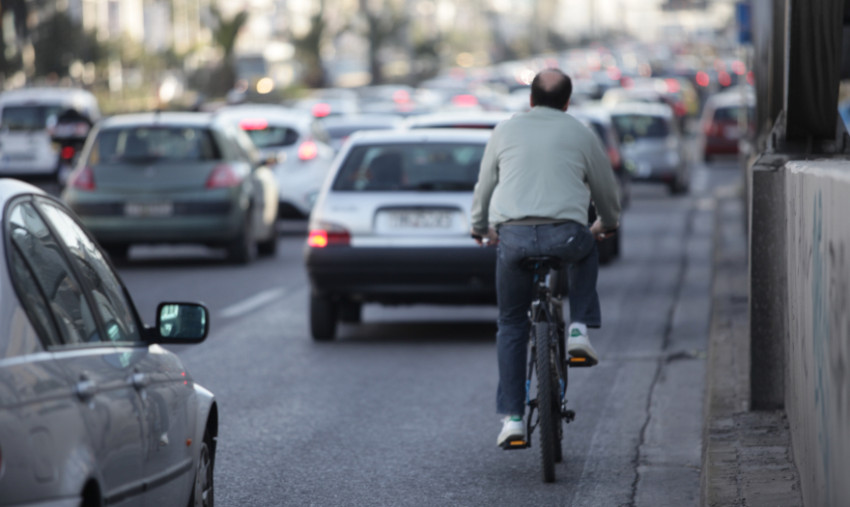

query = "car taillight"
60;146;76;161
607;147;621;169
308;223;350;247
703;122;721;137
206;164;243;188
69;166;95;191
298;140;318;161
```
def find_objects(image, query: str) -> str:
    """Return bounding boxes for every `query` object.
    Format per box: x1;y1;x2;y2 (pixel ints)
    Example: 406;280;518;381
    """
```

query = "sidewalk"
700;187;803;506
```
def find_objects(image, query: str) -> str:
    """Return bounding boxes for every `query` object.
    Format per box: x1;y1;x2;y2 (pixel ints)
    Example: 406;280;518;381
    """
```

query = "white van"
0;88;100;178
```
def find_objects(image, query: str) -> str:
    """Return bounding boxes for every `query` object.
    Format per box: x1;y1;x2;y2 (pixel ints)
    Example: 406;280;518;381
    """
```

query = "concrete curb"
700;186;803;507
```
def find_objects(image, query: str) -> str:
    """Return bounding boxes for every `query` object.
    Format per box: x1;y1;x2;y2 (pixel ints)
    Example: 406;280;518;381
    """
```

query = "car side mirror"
155;302;209;343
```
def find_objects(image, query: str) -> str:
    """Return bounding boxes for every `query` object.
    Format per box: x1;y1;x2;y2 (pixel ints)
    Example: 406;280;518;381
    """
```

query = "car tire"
339;300;362;323
257;229;278;257
188;429;215;507
310;293;338;341
227;213;257;264
104;244;129;263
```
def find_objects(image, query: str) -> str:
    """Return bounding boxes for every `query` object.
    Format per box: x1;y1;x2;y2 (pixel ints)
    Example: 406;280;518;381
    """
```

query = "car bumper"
305;246;497;304
70;201;245;244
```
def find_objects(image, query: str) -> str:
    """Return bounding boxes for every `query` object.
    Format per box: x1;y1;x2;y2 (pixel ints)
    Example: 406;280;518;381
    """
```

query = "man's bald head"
530;69;572;110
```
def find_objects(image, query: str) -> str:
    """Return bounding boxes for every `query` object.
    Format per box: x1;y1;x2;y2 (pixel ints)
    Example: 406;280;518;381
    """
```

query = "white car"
0;179;216;506
216;104;335;218
0;87;100;179
304;129;496;340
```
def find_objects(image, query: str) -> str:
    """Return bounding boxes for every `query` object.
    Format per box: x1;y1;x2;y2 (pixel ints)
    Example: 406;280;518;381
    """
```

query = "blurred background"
0;0;748;114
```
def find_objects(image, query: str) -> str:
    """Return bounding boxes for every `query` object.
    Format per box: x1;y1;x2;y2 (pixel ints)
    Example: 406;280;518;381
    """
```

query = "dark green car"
62;112;279;263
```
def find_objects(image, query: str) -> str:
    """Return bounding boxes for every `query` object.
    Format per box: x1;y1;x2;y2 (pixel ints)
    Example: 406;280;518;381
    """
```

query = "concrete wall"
783;160;850;507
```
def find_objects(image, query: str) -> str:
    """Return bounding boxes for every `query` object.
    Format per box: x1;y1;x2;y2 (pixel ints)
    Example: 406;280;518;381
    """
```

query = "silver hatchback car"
304;129;496;340
0;179;217;506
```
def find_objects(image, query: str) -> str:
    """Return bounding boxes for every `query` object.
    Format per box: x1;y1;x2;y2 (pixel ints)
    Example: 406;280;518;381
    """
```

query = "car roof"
0;87;97;106
98;111;218;129
319;114;403;128
707;88;755;108
0;178;46;204
346;128;492;145
569;103;613;124
213;104;316;126
402;111;514;128
607;101;674;118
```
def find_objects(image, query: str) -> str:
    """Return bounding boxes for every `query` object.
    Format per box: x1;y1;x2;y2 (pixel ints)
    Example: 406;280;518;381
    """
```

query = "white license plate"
125;202;173;217
387;210;453;229
723;126;740;139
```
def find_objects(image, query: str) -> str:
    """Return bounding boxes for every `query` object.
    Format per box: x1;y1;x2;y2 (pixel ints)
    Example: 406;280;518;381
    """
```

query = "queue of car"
0;43;757;502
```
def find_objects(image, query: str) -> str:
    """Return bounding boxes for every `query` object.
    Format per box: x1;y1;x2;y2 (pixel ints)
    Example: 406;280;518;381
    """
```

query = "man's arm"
584;135;621;230
470;132;500;235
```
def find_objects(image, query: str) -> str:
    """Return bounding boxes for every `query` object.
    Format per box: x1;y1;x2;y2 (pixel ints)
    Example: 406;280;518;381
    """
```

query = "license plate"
387;210;453;229
3;153;34;162
125;202;173;217
723;126;740;139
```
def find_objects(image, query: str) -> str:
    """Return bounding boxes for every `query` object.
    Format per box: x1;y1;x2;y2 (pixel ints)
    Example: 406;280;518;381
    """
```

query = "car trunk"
91;160;221;193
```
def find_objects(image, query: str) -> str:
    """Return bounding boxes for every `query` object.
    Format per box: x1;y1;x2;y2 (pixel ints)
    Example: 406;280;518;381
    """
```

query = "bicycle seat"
520;256;562;274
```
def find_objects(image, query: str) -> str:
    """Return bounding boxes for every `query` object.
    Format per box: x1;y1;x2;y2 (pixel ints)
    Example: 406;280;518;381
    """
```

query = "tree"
358;0;407;85
293;0;328;88
32;11;102;79
210;7;249;95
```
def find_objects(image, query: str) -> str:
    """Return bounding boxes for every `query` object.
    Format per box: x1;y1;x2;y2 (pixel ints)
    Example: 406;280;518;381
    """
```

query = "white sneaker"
497;416;526;448
567;325;599;365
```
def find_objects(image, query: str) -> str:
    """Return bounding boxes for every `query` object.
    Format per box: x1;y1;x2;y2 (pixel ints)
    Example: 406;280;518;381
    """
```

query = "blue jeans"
495;222;600;415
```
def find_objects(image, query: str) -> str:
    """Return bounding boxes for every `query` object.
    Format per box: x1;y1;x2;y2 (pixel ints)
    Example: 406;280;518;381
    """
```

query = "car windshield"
239;123;300;148
88;126;220;164
713;106;754;122
332;143;485;192
2;104;63;131
611;114;670;141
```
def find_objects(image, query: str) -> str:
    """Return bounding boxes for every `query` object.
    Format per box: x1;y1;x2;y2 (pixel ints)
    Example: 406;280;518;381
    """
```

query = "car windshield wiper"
403;181;475;191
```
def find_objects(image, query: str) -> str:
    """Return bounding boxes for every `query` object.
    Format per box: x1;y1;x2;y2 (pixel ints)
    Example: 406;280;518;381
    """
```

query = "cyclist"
470;68;621;447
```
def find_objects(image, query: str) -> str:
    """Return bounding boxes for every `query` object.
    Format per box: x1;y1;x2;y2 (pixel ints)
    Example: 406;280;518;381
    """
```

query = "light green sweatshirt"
471;106;621;234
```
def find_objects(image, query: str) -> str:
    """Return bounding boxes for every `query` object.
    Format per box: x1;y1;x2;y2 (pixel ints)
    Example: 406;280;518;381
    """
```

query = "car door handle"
131;372;149;389
75;379;97;400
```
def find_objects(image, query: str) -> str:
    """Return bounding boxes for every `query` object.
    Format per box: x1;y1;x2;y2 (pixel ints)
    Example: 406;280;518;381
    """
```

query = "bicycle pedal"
568;356;596;367
500;439;529;450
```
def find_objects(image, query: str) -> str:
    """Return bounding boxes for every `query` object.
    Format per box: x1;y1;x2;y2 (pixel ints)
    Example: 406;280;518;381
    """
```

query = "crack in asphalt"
626;201;698;507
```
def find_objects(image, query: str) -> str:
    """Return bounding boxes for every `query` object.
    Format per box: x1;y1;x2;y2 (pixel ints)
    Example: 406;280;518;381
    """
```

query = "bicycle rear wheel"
535;320;559;483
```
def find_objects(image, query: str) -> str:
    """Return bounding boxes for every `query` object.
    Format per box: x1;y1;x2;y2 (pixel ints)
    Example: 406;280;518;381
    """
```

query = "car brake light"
298;140;318;161
206;164;243;188
60;146;76;161
312;103;332;118
69;166;95;191
308;224;350;247
607;147;621;169
239;118;269;130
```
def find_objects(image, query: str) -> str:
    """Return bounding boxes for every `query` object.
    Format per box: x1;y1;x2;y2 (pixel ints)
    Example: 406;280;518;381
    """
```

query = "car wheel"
103;244;129;263
257;229;278;257
310;292;338;341
188;430;215;507
339;300;362;323
227;213;257;264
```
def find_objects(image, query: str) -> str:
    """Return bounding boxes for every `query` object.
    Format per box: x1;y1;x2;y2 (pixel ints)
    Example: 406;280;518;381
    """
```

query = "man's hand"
590;218;618;241
471;226;499;246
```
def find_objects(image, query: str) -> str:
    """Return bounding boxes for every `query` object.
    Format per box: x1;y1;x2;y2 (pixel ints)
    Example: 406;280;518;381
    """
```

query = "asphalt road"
57;154;741;506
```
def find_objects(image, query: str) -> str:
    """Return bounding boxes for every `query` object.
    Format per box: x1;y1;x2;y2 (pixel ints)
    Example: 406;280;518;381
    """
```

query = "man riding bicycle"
470;68;621;447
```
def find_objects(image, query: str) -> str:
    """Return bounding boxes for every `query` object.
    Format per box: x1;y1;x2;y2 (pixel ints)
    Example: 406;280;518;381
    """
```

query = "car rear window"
611;114;670;141
332;143;485;192
88;126;221;164
1;105;63;131
239;123;300;148
712;105;754;122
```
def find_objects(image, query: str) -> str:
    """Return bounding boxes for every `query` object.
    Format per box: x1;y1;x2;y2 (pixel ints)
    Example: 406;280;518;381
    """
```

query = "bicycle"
501;255;592;483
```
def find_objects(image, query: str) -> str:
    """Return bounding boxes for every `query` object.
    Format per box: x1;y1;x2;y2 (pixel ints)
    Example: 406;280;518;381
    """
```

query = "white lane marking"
219;288;285;319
